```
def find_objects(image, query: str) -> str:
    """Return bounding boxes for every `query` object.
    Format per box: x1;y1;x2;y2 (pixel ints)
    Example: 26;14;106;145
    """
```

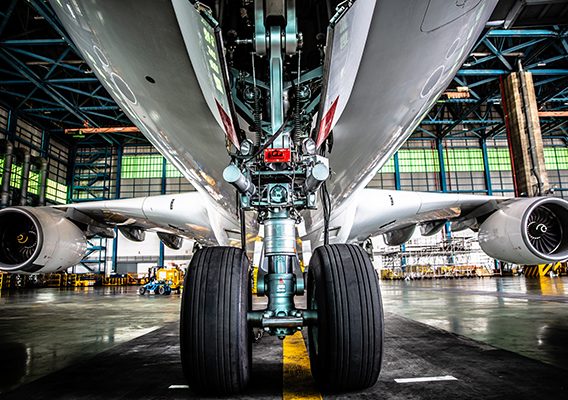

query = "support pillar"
501;66;549;197
111;145;123;273
480;138;493;195
158;157;167;266
393;152;401;190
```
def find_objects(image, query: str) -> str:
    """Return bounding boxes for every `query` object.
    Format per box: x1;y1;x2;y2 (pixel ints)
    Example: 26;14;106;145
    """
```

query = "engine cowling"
479;197;568;265
0;207;87;273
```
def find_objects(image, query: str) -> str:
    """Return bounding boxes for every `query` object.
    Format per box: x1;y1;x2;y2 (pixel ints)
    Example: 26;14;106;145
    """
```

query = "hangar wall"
2;104;568;273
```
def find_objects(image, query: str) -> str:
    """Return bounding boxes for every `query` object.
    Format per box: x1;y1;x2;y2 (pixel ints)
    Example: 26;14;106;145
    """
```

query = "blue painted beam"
436;138;447;193
0;88;62;107
480;138;492;195
50;84;115;103
0;77;99;84
393;152;401;190
458;69;568;76
8;47;87;74
486;29;560;38
0;48;98;126
483;38;513;70
18;48;72;109
0;0;17;37
21;106;121;112
28;0;82;56
0;39;67;45
421;119;502;124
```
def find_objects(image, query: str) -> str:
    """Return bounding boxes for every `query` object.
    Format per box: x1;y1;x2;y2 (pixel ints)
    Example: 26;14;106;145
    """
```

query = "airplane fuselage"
49;0;497;245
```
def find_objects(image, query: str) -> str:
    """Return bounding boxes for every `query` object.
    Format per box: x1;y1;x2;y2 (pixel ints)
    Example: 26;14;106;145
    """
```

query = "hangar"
0;0;567;398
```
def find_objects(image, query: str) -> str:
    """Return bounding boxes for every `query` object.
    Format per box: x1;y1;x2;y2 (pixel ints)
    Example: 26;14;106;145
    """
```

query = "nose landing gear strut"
180;0;384;395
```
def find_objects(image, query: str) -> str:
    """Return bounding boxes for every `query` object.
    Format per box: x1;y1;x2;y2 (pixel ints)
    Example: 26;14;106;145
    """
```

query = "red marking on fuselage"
215;99;239;149
316;96;339;147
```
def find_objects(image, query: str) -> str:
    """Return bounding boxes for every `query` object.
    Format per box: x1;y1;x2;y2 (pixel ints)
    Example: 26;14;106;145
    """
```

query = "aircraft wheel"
138;286;146;295
307;244;384;392
180;246;251;395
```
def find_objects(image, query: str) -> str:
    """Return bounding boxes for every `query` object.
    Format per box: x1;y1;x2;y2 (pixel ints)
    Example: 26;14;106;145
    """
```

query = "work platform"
1;312;566;400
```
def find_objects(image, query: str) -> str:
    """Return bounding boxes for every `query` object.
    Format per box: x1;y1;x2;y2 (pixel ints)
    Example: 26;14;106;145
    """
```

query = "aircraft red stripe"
316;96;339;148
215;99;239;149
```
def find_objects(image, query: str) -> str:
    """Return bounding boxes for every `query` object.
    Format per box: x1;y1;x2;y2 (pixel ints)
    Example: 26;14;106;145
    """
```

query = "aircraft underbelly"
49;0;239;223
323;0;498;210
49;0;497;243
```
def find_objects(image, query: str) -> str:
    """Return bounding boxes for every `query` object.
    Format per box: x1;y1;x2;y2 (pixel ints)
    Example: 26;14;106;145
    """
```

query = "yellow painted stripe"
282;331;322;400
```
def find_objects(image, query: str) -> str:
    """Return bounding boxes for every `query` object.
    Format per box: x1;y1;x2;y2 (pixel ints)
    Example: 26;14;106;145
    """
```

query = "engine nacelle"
0;207;87;273
479;197;568;265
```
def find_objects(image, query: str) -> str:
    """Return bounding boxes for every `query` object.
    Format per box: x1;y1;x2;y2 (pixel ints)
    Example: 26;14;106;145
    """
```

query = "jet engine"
478;197;568;265
0;207;87;273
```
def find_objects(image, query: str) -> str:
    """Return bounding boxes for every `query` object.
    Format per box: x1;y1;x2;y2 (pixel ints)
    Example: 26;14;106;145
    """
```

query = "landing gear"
308;244;384;392
179;1;384;395
180;247;252;395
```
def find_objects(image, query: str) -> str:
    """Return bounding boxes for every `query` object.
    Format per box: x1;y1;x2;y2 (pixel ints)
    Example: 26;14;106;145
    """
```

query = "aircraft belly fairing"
48;0;241;222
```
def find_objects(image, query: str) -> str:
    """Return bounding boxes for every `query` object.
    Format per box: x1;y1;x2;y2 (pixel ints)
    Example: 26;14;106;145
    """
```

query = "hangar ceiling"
0;0;567;144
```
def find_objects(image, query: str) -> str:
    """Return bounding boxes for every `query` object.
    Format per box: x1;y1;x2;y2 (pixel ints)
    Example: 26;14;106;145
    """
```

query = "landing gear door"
171;0;243;149
314;0;377;148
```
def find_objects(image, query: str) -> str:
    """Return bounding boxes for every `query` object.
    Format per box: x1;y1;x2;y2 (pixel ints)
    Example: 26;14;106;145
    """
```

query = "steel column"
158;157;167;266
393;152;401;190
480;138;493;195
112;145;123;273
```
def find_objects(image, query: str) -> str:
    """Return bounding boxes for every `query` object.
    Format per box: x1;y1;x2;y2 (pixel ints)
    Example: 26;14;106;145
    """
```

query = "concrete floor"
381;276;568;368
0;276;567;398
0;287;181;394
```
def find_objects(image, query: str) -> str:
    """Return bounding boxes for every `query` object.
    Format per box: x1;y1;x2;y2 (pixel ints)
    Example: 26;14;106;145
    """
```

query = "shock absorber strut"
225;0;323;338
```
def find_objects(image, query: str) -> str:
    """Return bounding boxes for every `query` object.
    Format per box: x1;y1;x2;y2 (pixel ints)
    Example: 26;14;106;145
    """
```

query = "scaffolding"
70;138;114;274
377;236;495;280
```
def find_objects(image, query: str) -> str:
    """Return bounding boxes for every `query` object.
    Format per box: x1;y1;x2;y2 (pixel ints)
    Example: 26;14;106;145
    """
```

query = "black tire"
307;244;384;392
158;285;166;295
138;286;146;295
180;246;251;395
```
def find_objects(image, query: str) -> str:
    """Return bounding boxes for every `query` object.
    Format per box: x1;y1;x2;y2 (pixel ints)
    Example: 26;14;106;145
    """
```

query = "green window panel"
444;148;484;172
166;162;183;178
46;179;68;204
10;165;22;189
122;155;183;179
378;157;395;173
379;147;515;174
398;149;440;173
28;171;40;196
544;147;568;170
487;148;512;172
122;155;163;179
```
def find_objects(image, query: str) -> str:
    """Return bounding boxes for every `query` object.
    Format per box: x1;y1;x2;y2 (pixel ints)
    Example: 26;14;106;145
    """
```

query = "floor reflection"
0;287;181;394
381;276;568;369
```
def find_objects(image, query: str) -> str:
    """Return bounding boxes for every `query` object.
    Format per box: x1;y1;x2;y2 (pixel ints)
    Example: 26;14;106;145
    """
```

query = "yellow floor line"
282;331;323;400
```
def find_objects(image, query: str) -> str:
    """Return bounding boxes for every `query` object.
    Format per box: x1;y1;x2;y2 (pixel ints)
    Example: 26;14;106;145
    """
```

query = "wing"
0;192;240;274
347;189;568;265
348;189;503;243
56;192;239;246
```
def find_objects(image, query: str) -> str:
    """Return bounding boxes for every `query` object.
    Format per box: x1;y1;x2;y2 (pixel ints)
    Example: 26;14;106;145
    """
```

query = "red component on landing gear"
264;148;291;163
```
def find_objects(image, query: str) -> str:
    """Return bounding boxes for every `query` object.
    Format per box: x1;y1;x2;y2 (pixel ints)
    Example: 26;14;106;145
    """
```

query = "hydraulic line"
294;51;302;147
252;53;262;146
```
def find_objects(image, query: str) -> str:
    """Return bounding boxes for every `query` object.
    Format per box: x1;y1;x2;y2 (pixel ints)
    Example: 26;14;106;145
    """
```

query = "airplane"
1;0;568;395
